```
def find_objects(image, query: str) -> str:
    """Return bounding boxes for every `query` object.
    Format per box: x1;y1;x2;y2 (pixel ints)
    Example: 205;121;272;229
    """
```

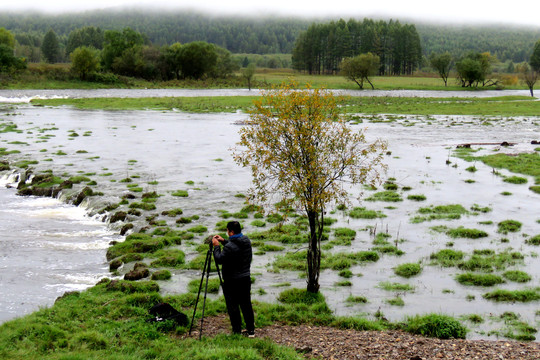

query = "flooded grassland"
1;102;539;341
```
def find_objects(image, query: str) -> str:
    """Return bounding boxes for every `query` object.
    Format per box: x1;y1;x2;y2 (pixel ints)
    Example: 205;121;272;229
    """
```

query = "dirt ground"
185;315;540;360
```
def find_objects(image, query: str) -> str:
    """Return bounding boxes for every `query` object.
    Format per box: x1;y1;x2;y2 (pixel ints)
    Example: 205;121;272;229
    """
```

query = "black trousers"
222;276;255;334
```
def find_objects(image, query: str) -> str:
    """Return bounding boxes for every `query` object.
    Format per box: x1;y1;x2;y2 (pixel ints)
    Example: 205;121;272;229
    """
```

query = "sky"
2;0;540;27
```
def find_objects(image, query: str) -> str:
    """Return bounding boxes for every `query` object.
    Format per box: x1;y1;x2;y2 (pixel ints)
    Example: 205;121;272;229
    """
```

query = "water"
0;88;537;103
1;97;539;339
0;178;120;323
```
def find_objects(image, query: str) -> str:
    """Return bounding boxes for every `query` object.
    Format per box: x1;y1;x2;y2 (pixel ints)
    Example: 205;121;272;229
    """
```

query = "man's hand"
212;235;224;246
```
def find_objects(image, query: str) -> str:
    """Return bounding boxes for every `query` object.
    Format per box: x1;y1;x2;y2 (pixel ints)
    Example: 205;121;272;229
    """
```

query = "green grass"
455;273;504;286
483;288;540;302
502;270;532;283
348;207;386;219
411;204;469;223
446;227;489;239
474;153;540;185
497;220;522;234
503;176;528;184
378;282;415;292
526;234;540;245
365;191;402;202
394;263;422;278
430;249;465;267
403;314;467;339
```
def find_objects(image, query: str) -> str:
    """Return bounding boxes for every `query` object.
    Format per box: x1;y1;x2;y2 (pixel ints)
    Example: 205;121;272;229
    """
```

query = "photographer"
212;221;255;337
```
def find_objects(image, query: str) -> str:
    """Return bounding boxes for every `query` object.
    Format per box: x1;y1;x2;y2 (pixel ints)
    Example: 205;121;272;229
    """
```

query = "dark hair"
227;221;242;234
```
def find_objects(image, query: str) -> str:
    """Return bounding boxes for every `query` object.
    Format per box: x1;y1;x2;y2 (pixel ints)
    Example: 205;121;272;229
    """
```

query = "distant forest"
2;9;540;64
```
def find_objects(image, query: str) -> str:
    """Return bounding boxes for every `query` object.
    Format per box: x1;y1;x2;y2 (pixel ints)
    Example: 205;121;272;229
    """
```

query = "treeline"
418;24;540;64
292;19;421;75
0;10;308;55
2;9;540;64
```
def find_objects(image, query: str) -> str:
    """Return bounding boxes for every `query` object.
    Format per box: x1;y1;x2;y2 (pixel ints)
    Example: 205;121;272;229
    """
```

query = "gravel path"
186;315;540;360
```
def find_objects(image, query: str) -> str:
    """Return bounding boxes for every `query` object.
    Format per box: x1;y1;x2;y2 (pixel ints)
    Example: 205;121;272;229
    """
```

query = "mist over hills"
2;9;539;63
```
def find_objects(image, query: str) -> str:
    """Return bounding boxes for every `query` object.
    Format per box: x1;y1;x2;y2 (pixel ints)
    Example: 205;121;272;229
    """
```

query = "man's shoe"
247;331;255;338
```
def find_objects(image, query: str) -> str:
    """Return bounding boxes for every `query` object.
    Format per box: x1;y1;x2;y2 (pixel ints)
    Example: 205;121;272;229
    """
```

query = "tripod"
189;243;223;340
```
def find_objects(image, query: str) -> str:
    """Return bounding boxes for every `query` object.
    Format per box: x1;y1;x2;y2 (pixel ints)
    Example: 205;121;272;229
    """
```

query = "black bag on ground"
147;302;189;326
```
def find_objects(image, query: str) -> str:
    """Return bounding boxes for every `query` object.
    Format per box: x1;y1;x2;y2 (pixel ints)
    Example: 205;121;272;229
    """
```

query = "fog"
2;0;540;27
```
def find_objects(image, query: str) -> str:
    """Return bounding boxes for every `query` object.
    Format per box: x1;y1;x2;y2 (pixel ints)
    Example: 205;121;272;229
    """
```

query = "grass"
348;207;386;219
394;263;422;278
526;234;540;245
0;279;307;360
502;270;532;283
483;288;540;302
403;314;467;339
365;191;403;202
472;153;540;185
411;204;468;223
431;225;488;239
497;220;522;234
378;282;415;292
455;273;504;286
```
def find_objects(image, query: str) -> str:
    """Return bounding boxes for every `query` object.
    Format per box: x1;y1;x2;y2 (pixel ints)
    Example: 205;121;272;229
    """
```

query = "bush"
404;314;467;339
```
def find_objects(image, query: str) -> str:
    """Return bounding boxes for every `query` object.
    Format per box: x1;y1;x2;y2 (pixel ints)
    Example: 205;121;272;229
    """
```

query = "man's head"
226;221;242;235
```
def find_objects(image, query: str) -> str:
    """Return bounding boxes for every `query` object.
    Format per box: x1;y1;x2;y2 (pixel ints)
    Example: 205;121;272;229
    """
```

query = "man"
212;221;255;337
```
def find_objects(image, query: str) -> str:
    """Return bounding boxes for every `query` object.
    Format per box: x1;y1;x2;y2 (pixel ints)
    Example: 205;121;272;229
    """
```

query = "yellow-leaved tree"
233;82;387;293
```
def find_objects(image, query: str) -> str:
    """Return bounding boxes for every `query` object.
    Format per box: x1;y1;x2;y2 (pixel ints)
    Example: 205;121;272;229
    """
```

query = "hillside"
2;9;540;62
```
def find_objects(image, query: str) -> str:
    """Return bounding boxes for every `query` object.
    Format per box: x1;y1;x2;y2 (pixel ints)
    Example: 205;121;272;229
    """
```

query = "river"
0;90;539;340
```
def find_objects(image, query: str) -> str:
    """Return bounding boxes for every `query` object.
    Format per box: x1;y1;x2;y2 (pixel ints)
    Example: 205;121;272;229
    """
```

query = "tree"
41;29;60;63
518;63;538;97
178;41;218;79
455;52;496;88
340;53;380;89
233;83;387;293
66;26;104;55
70;46;100;80
164;42;183;80
0;27;15;48
241;63;256;90
0;44;26;73
429;52;452;86
101;28;145;72
531;39;540;72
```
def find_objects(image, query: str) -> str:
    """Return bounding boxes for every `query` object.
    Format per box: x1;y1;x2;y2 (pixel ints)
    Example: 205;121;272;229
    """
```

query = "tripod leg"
199;250;212;340
189;249;211;336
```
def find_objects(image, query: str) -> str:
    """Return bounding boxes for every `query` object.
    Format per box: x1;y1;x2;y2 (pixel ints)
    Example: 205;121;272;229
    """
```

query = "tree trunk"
306;210;321;293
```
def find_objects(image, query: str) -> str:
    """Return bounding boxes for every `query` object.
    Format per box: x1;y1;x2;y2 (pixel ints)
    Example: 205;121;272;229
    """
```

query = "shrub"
394;263;422;278
404;314;467;339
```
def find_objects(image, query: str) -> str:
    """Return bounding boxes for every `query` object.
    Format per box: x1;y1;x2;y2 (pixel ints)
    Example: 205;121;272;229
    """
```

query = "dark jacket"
213;234;252;280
